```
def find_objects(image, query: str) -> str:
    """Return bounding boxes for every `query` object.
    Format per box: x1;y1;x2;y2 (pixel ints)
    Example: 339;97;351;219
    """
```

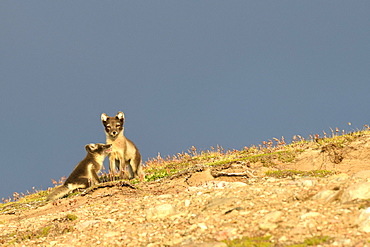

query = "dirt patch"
284;134;370;173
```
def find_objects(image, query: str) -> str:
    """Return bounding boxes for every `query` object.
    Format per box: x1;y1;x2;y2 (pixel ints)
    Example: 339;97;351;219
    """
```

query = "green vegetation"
223;236;273;247
286;235;332;247
144;168;180;182
39;226;52;238
66;214;78;221
266;170;334;178
222;234;331;247
303;235;331;245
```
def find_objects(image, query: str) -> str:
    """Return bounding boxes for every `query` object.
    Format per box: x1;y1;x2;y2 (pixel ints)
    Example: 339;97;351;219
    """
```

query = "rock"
259;211;282;230
328;173;350;182
352;170;370;179
358;221;370;233
215;227;238;241
157;194;173;200
187;169;215;186
299;179;316;187
357;207;370;224
75;220;100;230
103;231;120;238
356;207;370;232
300;212;322;219
203;197;238;210
340;182;370;203
227;182;249;188
278;235;288;242
259;222;278;230
146;204;176;219
312;190;341;203
164;233;184;246
262;210;283;223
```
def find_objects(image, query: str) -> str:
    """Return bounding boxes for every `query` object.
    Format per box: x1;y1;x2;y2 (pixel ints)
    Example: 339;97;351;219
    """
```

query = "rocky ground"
2;134;370;246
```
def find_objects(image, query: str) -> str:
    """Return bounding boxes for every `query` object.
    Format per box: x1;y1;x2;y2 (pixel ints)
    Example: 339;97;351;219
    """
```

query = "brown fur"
101;111;144;180
46;143;111;201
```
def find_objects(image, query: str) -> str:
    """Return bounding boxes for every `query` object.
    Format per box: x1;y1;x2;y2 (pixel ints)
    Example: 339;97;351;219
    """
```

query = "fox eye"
106;126;111;129
116;124;121;127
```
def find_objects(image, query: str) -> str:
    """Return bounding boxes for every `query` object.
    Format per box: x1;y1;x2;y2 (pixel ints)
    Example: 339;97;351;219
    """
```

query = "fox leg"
126;163;134;180
108;155;116;174
129;154;144;180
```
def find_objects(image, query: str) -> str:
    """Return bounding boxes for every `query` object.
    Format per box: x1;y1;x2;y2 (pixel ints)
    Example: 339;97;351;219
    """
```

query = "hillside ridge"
2;129;370;246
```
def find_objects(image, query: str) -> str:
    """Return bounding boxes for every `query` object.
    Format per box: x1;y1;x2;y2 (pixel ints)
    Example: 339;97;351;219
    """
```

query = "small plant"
39;226;51;238
303;235;331;245
144;169;174;182
266;170;334;178
223;235;273;247
284;235;331;247
66;214;78;221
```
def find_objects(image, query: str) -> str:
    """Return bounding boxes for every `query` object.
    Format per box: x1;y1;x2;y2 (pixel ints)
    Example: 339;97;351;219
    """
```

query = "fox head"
85;143;112;155
101;111;125;138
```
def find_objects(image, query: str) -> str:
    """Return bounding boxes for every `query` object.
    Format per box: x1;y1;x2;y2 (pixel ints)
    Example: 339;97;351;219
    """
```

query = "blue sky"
1;1;369;200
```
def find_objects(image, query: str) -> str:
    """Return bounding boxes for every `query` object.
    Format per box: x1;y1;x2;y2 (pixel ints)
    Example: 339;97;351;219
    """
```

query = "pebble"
300;179;316;187
146;203;176;220
75;220;100;230
300;212;322;219
262;210;283;223
184;199;191;207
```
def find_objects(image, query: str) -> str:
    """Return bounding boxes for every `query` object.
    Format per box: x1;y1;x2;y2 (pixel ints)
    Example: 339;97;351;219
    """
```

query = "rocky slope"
2;133;370;246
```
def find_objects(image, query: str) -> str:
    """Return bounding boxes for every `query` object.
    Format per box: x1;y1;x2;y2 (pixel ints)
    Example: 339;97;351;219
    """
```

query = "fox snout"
107;129;120;137
103;124;123;137
104;144;112;151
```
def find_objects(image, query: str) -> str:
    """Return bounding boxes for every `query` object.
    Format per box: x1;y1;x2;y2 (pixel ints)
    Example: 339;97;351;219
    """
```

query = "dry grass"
2;124;370;204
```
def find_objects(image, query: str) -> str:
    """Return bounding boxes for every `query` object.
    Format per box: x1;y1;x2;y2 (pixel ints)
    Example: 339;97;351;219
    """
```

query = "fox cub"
101;111;144;180
47;143;112;201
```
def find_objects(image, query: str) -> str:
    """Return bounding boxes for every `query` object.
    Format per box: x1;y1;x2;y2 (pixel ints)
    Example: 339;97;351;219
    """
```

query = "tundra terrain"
2;129;370;246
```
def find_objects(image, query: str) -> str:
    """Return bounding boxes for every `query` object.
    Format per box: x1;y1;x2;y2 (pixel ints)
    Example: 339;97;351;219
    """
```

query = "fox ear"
85;143;97;153
101;113;108;122
116;111;125;121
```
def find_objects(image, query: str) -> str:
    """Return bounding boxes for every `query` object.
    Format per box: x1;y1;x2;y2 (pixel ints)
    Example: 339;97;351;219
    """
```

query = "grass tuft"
223;235;273;247
266;170;334;178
